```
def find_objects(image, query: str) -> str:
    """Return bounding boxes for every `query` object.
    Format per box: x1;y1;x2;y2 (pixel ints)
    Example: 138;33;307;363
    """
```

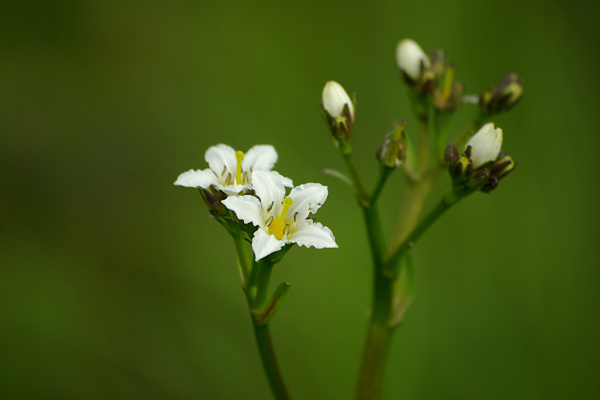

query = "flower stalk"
236;242;292;400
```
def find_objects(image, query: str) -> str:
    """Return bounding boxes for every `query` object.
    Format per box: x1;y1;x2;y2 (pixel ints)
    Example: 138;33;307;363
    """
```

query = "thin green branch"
370;166;393;205
417;120;429;177
386;186;470;273
342;147;370;204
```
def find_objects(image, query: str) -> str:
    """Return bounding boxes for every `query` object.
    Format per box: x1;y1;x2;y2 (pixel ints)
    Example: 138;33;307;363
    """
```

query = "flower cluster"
396;38;523;116
444;123;515;193
175;144;337;261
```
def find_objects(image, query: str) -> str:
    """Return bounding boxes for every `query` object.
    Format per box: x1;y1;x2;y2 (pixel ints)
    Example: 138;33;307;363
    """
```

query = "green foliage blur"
1;1;599;399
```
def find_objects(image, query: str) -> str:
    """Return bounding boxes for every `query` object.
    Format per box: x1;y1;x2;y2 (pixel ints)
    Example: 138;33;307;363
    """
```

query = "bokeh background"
2;1;599;399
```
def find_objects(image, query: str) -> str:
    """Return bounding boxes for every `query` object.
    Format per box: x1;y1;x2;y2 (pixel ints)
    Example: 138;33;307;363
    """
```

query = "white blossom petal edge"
174;144;291;195
222;171;338;261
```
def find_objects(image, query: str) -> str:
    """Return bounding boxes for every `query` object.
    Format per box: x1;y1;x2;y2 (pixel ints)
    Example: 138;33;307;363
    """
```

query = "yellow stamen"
235;151;244;184
268;197;293;240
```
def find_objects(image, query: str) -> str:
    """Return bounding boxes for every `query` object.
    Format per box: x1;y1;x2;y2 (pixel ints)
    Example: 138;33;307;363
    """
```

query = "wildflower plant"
175;38;522;399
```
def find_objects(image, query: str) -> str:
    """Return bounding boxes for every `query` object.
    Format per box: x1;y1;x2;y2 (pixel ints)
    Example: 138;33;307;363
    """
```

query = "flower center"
235;151;244;184
268;197;293;240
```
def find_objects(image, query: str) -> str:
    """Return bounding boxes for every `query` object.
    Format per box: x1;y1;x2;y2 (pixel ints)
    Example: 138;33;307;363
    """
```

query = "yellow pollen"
235;151;244;184
268;197;293;240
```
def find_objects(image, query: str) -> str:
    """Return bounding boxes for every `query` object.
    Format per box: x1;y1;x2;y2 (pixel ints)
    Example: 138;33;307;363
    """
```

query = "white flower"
322;81;355;121
174;144;292;195
222;171;338;261
396;39;430;81
465;123;503;168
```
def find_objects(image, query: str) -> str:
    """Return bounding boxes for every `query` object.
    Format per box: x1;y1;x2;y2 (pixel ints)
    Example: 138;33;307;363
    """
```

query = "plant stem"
252;323;291;400
342;147;370;204
417;120;429;177
371;167;393;205
233;239;292;400
387;187;469;271
355;187;469;400
355;264;394;400
390;173;435;251
233;233;253;289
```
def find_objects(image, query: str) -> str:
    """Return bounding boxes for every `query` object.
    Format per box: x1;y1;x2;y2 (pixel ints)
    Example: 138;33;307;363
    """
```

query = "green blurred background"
1;1;599;399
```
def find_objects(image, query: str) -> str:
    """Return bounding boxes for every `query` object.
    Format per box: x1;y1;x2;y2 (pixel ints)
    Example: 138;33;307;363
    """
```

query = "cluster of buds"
376;120;407;168
444;123;515;193
322;81;356;141
396;40;463;112
479;72;524;115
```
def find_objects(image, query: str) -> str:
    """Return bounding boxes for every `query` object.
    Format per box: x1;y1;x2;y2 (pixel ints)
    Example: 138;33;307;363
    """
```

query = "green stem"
233;240;292;400
387;186;470;272
362;205;387;268
371;167;393;205
233;233;253;289
338;138;401;399
390;173;435;251
355;265;394;400
417;121;429;177
342;147;370;204
252;323;291;400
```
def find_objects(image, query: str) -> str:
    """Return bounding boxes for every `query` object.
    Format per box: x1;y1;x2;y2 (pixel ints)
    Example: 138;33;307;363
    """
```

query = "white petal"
222;195;264;227
290;221;338;249
396;39;430;80
217;183;250;196
251;171;286;211
174;169;217;188
267;171;293;188
322;81;354;120
466;123;503;168
243;145;278;172
252;229;286;261
288;183;328;221
205;144;237;178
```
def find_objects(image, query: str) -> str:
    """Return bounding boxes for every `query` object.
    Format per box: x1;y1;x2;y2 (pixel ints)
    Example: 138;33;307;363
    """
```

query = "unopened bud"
199;187;227;216
479;73;523;114
444;143;459;165
479;175;499;193
396;39;431;82
322;81;354;121
322;80;355;141
465;123;503;168
467;168;490;189
490;152;515;180
377;121;406;168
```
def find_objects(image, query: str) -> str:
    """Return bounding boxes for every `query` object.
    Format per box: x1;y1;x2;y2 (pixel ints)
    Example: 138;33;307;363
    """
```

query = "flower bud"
322;81;354;121
199;186;227;216
376;121;406;168
444;143;459;165
490;152;515;180
322;81;355;141
479;73;523;114
396;39;431;82
465;123;503;168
